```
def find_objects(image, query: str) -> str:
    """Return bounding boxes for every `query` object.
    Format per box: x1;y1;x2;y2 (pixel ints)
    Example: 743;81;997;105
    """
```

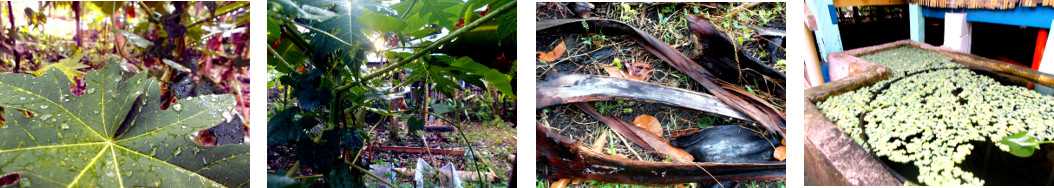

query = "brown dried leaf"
627;62;653;81
551;178;571;188
774;146;786;161
537;40;567;62
591;129;610;152
632;114;663;137
600;66;628;79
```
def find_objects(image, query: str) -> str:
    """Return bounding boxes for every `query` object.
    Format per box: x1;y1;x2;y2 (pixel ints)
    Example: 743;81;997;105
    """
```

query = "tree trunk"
74;2;81;48
8;1;20;73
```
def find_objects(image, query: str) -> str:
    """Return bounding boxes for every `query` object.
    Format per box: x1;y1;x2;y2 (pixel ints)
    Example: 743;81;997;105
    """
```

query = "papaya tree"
267;0;516;186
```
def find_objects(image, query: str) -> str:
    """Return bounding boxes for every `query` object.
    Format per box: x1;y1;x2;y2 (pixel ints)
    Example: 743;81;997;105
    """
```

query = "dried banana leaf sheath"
538;19;785;138
537;123;785;185
536;73;748;121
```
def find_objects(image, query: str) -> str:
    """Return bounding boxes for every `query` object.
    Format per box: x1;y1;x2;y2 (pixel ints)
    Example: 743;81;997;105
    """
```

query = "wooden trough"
804;39;1054;185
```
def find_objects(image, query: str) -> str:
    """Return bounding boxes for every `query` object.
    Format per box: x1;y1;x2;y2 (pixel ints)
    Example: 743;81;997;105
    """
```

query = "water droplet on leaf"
173;104;183;112
222;111;233;123
86;88;95;94
39;104;48;109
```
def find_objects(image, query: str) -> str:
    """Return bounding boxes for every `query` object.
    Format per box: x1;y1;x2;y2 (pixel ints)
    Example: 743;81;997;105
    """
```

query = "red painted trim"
1034;29;1048;71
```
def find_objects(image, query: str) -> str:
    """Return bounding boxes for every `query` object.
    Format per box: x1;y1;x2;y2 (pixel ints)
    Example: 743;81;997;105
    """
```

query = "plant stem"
285;161;301;177
348;161;397;188
333;1;516;93
293;174;324;180
289;21;356;48
266;45;295;71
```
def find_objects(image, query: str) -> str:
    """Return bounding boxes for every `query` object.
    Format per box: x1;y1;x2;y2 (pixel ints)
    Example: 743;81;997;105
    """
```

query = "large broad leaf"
297;0;385;75
88;1;126;17
357;11;406;34
390;0;464;30
0;64;248;187
450;57;514;97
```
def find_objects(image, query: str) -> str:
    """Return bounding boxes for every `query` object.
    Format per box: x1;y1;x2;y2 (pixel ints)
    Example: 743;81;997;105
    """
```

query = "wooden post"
807;0;844;61
805;22;826;87
909;3;925;42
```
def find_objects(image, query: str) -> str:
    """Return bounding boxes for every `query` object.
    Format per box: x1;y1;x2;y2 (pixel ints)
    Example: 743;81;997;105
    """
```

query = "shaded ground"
536;2;785;187
266;115;516;187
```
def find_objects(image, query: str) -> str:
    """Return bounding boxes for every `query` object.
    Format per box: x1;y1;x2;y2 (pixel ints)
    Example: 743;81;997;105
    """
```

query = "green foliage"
357;11;407;34
267;0;515;186
267;175;305;188
390;0;464;30
33;52;88;84
1001;132;1038;157
267;107;304;146
0;64;247;187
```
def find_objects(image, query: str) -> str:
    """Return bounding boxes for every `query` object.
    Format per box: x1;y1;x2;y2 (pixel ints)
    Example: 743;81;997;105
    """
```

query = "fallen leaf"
633;115;663;137
551;178;571;188
571;178;586;185
774;146;786;161
537;40;566;62
591;129;611;152
627;61;652;80
601;66;628;79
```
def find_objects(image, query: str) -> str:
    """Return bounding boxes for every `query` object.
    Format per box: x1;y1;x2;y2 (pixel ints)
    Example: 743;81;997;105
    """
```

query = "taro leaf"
34;52;88;85
357;11;406;34
267;107;302;146
1001;132;1039;158
112;29;152;48
0;64;247;187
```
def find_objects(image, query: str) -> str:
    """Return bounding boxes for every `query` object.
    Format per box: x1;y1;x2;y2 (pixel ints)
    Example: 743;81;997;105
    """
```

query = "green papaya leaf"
88;1;126;16
297;0;384;75
0;64;248;187
34;52;88;85
266;175;304;188
1001;132;1039;157
407;116;425;138
112;29;152;48
269;31;307;73
391;0;463;30
357;11;406;34
494;0;515;41
326;163;362;188
450;57;514;97
267;107;303;146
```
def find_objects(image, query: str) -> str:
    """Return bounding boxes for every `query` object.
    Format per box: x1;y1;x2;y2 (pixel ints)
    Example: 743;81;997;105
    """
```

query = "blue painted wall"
922;6;1054;28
